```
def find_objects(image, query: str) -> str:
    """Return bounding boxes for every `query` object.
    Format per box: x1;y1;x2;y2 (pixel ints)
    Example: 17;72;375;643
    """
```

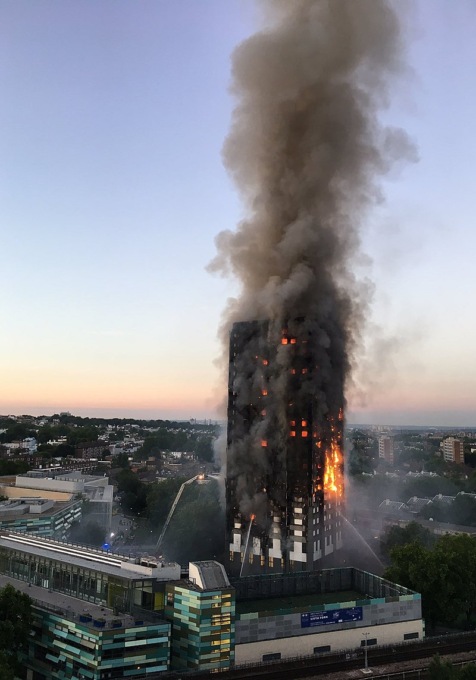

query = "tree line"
0;584;32;680
384;522;476;631
115;471;224;564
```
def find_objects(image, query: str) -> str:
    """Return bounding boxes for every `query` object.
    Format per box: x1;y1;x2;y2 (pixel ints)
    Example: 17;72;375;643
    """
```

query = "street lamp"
362;632;372;674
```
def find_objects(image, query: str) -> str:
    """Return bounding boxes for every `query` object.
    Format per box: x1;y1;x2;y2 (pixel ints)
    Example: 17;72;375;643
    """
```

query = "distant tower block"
442;437;464;464
378;436;394;464
225;320;344;575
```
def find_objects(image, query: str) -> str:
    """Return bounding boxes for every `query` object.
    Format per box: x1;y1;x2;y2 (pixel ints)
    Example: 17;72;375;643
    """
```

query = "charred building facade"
226;319;344;576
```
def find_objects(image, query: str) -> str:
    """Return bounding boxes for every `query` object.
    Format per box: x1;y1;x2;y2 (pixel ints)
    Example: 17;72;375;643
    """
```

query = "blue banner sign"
301;606;363;628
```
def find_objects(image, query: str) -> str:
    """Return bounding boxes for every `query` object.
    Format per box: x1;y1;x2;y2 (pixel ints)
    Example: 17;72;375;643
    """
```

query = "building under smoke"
212;0;414;575
226;318;344;575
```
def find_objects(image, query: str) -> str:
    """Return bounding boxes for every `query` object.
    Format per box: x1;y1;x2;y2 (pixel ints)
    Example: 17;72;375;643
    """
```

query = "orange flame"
324;437;344;498
322;417;344;498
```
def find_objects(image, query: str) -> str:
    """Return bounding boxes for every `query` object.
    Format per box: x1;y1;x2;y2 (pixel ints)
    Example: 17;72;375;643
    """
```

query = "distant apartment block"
75;440;109;459
442;437;464;464
378;436;394;464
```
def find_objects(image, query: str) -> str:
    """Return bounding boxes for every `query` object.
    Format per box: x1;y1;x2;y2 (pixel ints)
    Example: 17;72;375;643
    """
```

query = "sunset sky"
2;1;476;426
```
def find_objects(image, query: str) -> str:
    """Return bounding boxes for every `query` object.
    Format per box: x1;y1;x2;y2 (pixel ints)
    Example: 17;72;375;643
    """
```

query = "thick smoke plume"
209;0;414;518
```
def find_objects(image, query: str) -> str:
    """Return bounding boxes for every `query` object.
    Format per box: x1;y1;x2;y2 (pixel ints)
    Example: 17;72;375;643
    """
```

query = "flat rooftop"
236;589;364;616
0;574;162;629
0;499;78;522
0;531;178;580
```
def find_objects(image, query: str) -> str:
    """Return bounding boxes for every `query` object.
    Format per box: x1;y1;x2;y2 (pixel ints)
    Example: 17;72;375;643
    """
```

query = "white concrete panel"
235;620;424;665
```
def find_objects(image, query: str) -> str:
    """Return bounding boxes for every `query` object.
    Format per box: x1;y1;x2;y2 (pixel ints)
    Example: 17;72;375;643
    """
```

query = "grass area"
236;589;364;615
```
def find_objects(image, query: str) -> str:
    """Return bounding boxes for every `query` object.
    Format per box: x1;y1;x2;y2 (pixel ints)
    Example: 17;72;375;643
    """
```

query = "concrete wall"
16;476;83;493
0;485;73;502
236;597;422;645
235;619;424;664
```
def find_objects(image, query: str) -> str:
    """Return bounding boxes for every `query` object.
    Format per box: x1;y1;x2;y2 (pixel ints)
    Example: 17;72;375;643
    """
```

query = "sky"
1;1;476;426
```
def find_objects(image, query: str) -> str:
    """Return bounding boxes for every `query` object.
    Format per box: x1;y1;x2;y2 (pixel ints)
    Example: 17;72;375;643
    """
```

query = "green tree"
460;664;476;680
347;436;375;476
113;452;130;469
116;470;148;515
0;460;29;475
0;423;34;444
195;436;214;462
54;443;76;458
385;533;476;630
146;478;186;527
0;584;33;677
384;543;449;629
433;534;476;626
67;426;99;446
428;655;456;680
381;521;434;556
161;482;224;563
0;653;14;680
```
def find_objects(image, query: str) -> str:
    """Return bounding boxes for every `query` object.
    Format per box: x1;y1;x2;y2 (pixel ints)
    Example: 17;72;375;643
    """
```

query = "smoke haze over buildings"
209;0;415;519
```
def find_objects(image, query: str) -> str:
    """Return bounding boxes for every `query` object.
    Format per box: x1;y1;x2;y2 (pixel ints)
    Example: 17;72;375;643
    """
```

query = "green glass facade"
27;607;170;680
165;583;235;671
0;545;161;612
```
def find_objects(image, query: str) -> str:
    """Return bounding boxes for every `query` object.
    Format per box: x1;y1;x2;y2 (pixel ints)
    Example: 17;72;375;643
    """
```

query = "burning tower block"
226;319;344;576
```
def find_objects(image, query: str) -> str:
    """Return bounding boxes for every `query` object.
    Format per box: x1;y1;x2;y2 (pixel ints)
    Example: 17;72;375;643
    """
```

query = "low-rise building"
0;470;114;531
0;574;171;680
232;569;423;664
0;498;81;539
0;532;423;678
75;441;109;460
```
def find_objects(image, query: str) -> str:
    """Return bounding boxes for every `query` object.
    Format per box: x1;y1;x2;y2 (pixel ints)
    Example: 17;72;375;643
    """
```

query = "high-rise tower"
226;319;344;576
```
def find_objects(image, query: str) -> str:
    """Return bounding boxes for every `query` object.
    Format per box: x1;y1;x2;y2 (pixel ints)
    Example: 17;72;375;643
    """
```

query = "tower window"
302;431;308;438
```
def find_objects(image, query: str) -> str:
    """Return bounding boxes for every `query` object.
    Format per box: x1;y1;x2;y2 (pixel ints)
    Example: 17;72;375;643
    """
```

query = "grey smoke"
209;0;415;517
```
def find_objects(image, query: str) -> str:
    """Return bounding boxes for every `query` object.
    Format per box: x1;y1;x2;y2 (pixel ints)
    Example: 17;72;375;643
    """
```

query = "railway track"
203;632;476;680
132;631;476;680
